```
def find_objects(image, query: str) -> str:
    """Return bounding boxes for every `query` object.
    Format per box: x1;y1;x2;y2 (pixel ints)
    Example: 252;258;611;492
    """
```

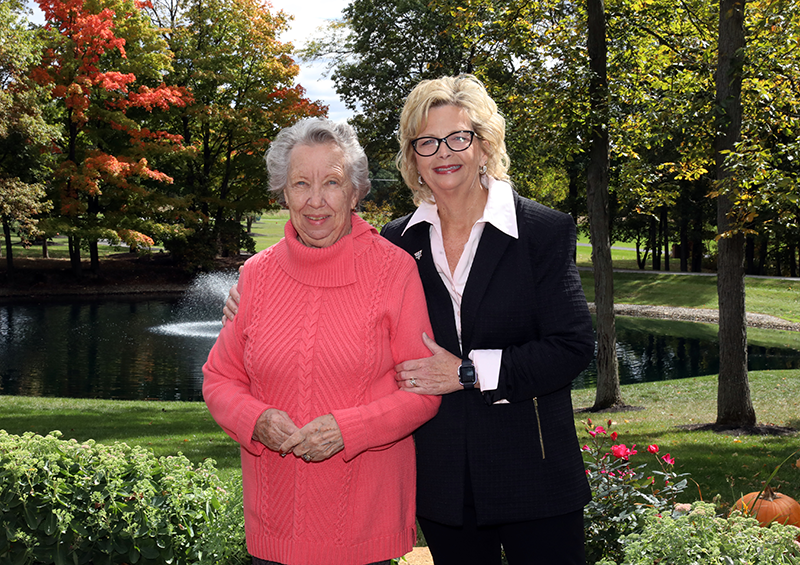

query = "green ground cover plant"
597;501;800;564
0;430;247;565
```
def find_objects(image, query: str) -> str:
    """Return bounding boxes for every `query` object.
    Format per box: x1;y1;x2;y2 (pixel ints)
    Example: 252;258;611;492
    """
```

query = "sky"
266;0;353;122
25;0;354;122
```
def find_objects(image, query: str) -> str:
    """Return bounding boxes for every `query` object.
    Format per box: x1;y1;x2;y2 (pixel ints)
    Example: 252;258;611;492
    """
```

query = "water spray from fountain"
151;271;241;338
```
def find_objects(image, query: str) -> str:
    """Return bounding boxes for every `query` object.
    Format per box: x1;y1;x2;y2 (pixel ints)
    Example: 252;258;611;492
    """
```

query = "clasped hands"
253;409;344;463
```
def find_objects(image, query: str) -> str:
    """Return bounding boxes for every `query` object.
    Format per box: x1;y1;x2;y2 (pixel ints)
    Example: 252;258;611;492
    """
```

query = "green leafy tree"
606;0;718;273
0;0;58;275
147;0;326;268
723;0;800;277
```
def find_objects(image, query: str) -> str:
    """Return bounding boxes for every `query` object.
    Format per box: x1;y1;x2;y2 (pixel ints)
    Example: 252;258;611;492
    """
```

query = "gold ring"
410;378;417;387
302;454;311;462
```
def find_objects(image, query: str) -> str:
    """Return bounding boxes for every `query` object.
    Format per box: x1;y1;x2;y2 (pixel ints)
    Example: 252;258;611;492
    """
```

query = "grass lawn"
580;270;800;323
2;369;798;511
571;370;800;512
249;211;291;252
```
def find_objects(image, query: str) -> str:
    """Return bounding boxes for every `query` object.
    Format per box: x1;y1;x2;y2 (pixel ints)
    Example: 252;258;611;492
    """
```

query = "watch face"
459;365;476;385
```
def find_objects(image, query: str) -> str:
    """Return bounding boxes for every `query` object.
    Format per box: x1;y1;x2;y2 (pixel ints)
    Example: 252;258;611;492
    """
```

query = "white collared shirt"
402;177;518;396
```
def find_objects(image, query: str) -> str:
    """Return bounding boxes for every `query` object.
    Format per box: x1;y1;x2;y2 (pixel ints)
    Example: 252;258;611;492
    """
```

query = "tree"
604;0;718;274
146;0;326;266
31;0;191;276
586;0;622;409
0;0;57;275
724;0;800;278
714;0;755;427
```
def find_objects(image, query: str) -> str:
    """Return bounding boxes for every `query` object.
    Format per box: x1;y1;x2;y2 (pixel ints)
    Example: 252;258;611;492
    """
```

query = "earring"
480;164;488;175
418;173;425;186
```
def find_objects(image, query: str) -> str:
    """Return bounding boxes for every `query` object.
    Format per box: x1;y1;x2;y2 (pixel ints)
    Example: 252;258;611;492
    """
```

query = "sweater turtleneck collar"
275;213;374;287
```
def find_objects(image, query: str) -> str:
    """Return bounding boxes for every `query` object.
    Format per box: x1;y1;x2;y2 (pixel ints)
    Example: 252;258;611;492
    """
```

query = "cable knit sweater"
202;215;440;565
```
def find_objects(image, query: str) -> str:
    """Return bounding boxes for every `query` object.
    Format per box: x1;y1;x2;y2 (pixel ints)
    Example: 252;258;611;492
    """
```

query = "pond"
1;275;799;401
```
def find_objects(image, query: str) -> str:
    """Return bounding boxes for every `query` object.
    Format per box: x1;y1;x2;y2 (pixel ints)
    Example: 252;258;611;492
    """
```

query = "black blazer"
381;191;594;526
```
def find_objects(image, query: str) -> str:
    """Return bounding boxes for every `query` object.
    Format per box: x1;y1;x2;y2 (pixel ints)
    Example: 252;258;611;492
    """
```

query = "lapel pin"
414;250;423;260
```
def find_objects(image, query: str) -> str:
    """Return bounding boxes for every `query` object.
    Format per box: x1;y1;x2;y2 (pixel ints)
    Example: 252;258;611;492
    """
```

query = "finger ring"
302;454;311;462
410;378;417;387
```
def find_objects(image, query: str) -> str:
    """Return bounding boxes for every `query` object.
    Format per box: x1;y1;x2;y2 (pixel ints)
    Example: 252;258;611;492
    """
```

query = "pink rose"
662;453;675;465
610;431;618;440
647;444;659;454
611;444;632;460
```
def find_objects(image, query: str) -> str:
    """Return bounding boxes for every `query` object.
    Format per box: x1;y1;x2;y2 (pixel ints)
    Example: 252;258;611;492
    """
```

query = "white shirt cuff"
470;349;508;404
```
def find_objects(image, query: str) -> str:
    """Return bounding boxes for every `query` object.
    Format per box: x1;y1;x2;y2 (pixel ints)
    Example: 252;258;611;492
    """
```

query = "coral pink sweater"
203;215;440;565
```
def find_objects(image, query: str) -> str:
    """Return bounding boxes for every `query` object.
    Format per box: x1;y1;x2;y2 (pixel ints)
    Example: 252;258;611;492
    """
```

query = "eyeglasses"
410;131;476;157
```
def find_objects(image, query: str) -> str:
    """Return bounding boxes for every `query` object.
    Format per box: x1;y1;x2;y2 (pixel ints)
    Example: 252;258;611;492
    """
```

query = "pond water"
1;277;799;400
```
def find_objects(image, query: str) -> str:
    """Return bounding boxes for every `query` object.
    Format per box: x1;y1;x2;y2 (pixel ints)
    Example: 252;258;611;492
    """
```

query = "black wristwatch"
458;358;477;390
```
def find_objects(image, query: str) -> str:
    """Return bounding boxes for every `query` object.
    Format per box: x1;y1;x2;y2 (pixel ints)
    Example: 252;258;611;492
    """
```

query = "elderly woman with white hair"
202;118;440;565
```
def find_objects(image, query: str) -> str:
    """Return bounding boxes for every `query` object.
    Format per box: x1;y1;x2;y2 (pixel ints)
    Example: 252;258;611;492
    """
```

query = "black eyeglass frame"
410;130;476;157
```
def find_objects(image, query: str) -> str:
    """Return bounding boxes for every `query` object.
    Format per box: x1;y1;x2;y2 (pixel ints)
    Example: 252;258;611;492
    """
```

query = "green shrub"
0;430;246;565
597;501;800;565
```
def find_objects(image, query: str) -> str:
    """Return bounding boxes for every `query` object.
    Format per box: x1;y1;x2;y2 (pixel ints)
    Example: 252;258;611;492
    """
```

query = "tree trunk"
68;235;82;278
756;239;767;275
3;217;14;276
679;214;689;272
650;216;660;271
90;241;100;274
691;205;704;272
715;0;755;427
587;0;622;410
662;207;669;272
745;236;755;274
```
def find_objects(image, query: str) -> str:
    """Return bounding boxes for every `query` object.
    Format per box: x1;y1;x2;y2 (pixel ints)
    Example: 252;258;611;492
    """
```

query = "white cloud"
268;0;353;122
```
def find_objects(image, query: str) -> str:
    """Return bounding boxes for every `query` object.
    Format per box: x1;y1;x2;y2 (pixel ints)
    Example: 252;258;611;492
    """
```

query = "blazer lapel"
461;223;512;352
397;223;462;356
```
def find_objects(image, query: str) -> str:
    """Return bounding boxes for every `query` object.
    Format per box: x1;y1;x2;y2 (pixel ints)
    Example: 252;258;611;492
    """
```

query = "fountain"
150;271;240;339
0;270;240;401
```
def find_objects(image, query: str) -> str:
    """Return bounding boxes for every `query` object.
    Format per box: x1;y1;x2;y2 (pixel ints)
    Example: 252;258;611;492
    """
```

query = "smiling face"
414;104;488;199
284;142;359;248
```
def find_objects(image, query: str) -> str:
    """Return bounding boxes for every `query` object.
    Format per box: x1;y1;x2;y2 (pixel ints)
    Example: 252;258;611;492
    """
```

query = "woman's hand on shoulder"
221;267;242;326
394;333;463;396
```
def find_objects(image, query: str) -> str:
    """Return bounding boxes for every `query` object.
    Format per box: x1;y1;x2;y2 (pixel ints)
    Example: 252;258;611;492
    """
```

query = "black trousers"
418;505;585;565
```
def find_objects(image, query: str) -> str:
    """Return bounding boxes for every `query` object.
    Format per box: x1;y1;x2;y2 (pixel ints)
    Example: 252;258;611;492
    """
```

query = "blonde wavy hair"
396;74;511;205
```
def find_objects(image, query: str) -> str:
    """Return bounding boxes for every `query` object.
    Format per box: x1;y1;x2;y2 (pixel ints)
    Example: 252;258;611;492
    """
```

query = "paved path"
588;303;800;332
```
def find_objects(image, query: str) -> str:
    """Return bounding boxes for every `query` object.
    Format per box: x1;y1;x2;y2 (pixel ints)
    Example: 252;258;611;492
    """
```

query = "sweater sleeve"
332;258;441;461
202;259;272;456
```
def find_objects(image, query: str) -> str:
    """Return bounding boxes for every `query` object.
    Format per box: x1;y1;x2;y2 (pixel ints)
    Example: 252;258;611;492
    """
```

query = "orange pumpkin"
733;486;800;539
